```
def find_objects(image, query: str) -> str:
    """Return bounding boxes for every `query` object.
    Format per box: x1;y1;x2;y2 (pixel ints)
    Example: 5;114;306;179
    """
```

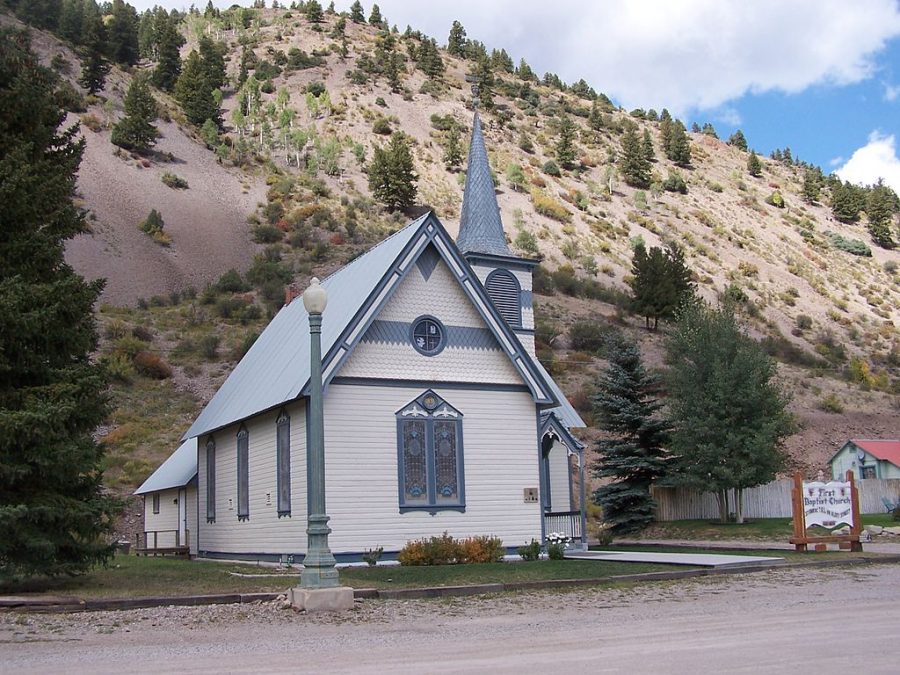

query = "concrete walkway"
567;550;783;568
613;537;900;554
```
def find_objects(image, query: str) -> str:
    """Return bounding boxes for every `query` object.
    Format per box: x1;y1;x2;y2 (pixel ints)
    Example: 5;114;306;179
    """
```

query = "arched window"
206;435;216;523
276;409;291;517
236;425;249;521
485;270;522;328
396;391;465;512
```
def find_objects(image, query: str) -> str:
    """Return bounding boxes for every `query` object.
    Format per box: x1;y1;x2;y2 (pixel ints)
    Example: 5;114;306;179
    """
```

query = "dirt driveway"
2;564;898;673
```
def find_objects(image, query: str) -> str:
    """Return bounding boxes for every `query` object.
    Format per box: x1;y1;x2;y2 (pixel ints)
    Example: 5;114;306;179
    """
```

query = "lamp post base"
290;586;354;612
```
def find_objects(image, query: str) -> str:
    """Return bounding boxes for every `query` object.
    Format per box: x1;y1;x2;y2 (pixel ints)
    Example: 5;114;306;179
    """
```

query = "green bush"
765;190;785;208
569;319;610;352
132;350;173;379
161;172;189;189
663;171;687;194
542;160;561;176
398;532;461;566
372;117;392;135
515;229;539;256
825;231;872;257
214;269;250;294
518;538;541;561
818;393;844;413
252;223;283;244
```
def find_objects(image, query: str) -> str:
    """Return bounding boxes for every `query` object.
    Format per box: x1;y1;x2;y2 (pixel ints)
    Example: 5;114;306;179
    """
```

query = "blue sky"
134;0;900;192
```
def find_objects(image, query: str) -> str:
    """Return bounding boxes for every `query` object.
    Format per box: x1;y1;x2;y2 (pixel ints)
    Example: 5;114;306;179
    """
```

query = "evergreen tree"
137;8;156;59
700;122;718;138
175;49;220;127
469;56;494;109
447;20;466;56
641;128;655;163
618;125;650;188
78;1;108;94
197;35;226;91
668;120;691;167
58;0;84;43
368;3;382;27
110;74;157;152
801;168;820;204
416;37;444;80
490;47;513;73
6;0;62;30
747;150;762;177
349;0;365;22
727;129;748;151
0;30;118;582
443;121;462;171
592;334;669;535
368;131;417;211
517;57;535;82
866;179;897;249
831;180;863;223
305;0;324;22
630;242;693;330
106;0;139;66
152;11;182;92
555;113;577;169
665;300;792;523
588;98;603;132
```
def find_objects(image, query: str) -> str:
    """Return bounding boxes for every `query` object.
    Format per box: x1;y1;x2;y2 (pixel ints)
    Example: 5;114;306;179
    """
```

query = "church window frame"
396;391;465;513
206;435;216;523
409;315;447;356
236;424;250;521
276;409;291;517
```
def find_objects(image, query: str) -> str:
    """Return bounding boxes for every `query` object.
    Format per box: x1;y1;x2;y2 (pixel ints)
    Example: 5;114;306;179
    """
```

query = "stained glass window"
206;436;216;523
276;410;291;516
411;316;445;355
397;391;464;511
237;425;249;521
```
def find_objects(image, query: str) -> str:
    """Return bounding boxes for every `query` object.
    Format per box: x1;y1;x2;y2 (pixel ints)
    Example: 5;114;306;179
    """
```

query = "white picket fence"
651;478;900;521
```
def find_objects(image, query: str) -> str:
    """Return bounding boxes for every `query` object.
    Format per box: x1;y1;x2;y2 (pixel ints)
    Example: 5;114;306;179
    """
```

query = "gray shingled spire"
456;112;512;257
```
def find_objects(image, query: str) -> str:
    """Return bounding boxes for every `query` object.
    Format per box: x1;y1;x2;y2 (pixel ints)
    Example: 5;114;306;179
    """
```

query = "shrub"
80;113;102;132
796;314;813;330
531;189;571;222
113;334;150;358
214;269;250;294
826;231;872;257
429;113;455;131
362;546;384;566
663;171;687;194
199;334;220;359
765;190;785;208
305;81;326;96
542;160;561;176
102;352;136;383
132;350;173;379
161;172;189;189
398;532;461;566
374;96;387;107
252;223;283;244
139;209;170;246
459;535;505;563
518;538;541;561
569;320;610;352
515;229;539;256
372;117;392;134
818;393;844;413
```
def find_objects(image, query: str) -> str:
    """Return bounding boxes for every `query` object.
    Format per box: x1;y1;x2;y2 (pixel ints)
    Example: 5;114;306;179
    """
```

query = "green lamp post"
300;277;340;590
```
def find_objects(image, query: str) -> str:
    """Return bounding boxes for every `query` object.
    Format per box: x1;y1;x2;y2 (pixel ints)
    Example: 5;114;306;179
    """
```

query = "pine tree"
593;334;669;535
469;56;494;109
665;300;791;523
443;121;462;171
517;57;535;82
416;37;444;80
368;132;417;211
700;122;718;138
668;120;692;167
866;179;897;249
0;30;118;582
110;74;157;152
631;242;694;330
555;113;577;168
747;150;762;177
305;0;324;23
349;0;365;23
641;128;655;163
447;20;466;56
368;3;382;27
801;168;820;204
618;125;650;188
175;50;219;126
152;11;182;92
727;129;748;151
198;36;226;91
58;0;83;43
79;45;109;94
588;98;603;132
106;0;139;66
831;180;862;223
79;2;108;94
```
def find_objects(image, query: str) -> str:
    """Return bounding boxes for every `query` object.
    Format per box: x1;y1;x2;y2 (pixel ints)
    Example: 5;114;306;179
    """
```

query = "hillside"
5;6;898;500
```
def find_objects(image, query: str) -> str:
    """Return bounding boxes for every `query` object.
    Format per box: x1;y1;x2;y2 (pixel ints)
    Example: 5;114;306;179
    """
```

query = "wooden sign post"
790;470;862;552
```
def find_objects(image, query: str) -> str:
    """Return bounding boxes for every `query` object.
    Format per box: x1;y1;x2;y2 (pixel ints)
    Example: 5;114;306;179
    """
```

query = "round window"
411;316;445;355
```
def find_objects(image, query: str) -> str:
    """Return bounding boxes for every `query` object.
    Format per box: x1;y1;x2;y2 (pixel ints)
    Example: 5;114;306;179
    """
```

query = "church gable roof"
184;212;562;439
456;113;513;257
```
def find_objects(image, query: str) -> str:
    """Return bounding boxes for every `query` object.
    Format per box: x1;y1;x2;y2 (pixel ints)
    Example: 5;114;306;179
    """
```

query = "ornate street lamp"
291;278;353;611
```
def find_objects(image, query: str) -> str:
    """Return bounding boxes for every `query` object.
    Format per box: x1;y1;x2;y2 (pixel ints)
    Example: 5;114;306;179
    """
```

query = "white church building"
136;113;587;562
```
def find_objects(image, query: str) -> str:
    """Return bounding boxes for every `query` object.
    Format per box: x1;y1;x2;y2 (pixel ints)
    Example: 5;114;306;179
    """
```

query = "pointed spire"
457;112;512;257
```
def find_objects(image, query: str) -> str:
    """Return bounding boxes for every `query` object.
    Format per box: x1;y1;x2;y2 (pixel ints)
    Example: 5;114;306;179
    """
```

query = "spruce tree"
727;129;748;151
58;0;83;43
517;57;535;82
801;168;820;204
305;0;324;23
152;11;182;92
447;20;466;56
831;180;862;223
631;242;694;330
618;125;650;188
175;50;220;127
555;113;577;169
668;120;692;167
866;179;897;249
641;128;655;163
0;30;118;582
368;3;382;27
349;0;365;23
588;98;603;132
79;2;108;94
593;334;669;535
106;0;140;66
111;74;158;152
443;121;462;171
198;36;226;91
368;131;417;211
747;150;762;177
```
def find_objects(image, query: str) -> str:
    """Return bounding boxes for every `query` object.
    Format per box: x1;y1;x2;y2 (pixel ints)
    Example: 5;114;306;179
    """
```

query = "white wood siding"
322;383;542;553
198;400;308;555
185;484;198;555
143;488;180;547
548;440;571;512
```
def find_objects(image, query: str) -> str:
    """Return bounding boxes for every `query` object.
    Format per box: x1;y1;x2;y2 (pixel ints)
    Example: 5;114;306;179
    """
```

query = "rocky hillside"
6;6;898;486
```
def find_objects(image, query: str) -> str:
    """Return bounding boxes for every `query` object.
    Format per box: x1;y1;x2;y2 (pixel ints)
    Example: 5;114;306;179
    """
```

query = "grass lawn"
1;554;687;600
638;514;897;541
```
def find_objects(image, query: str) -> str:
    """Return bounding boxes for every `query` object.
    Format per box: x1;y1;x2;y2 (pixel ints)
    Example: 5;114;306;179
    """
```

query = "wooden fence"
652;478;900;521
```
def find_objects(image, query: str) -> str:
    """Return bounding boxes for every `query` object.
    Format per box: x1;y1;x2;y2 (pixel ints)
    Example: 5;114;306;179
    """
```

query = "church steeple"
456;112;512;257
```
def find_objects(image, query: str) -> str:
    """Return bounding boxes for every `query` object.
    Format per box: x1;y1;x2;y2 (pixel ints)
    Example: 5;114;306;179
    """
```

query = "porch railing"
544;510;583;542
135;529;190;554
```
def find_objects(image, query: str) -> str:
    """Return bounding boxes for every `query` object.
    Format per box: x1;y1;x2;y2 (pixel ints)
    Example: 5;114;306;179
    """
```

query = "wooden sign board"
790;470;862;552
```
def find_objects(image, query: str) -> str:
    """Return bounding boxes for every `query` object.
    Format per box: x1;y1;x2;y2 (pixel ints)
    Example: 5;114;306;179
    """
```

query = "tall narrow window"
276;410;291;517
396;391;465;512
485;270;522;328
206;436;216;523
152;493;160;514
237;425;249;521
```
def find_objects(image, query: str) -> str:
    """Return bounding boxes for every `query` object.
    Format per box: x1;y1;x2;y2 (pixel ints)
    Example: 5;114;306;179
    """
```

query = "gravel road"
2;564;898;674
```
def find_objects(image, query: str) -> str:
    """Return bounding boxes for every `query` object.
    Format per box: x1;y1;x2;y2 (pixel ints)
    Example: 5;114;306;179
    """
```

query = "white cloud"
884;82;900;101
835;132;900;193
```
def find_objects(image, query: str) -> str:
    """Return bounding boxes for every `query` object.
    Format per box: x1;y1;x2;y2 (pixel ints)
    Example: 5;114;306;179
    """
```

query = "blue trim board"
362;319;499;351
198;545;532;565
464;252;540;271
330;377;530;393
